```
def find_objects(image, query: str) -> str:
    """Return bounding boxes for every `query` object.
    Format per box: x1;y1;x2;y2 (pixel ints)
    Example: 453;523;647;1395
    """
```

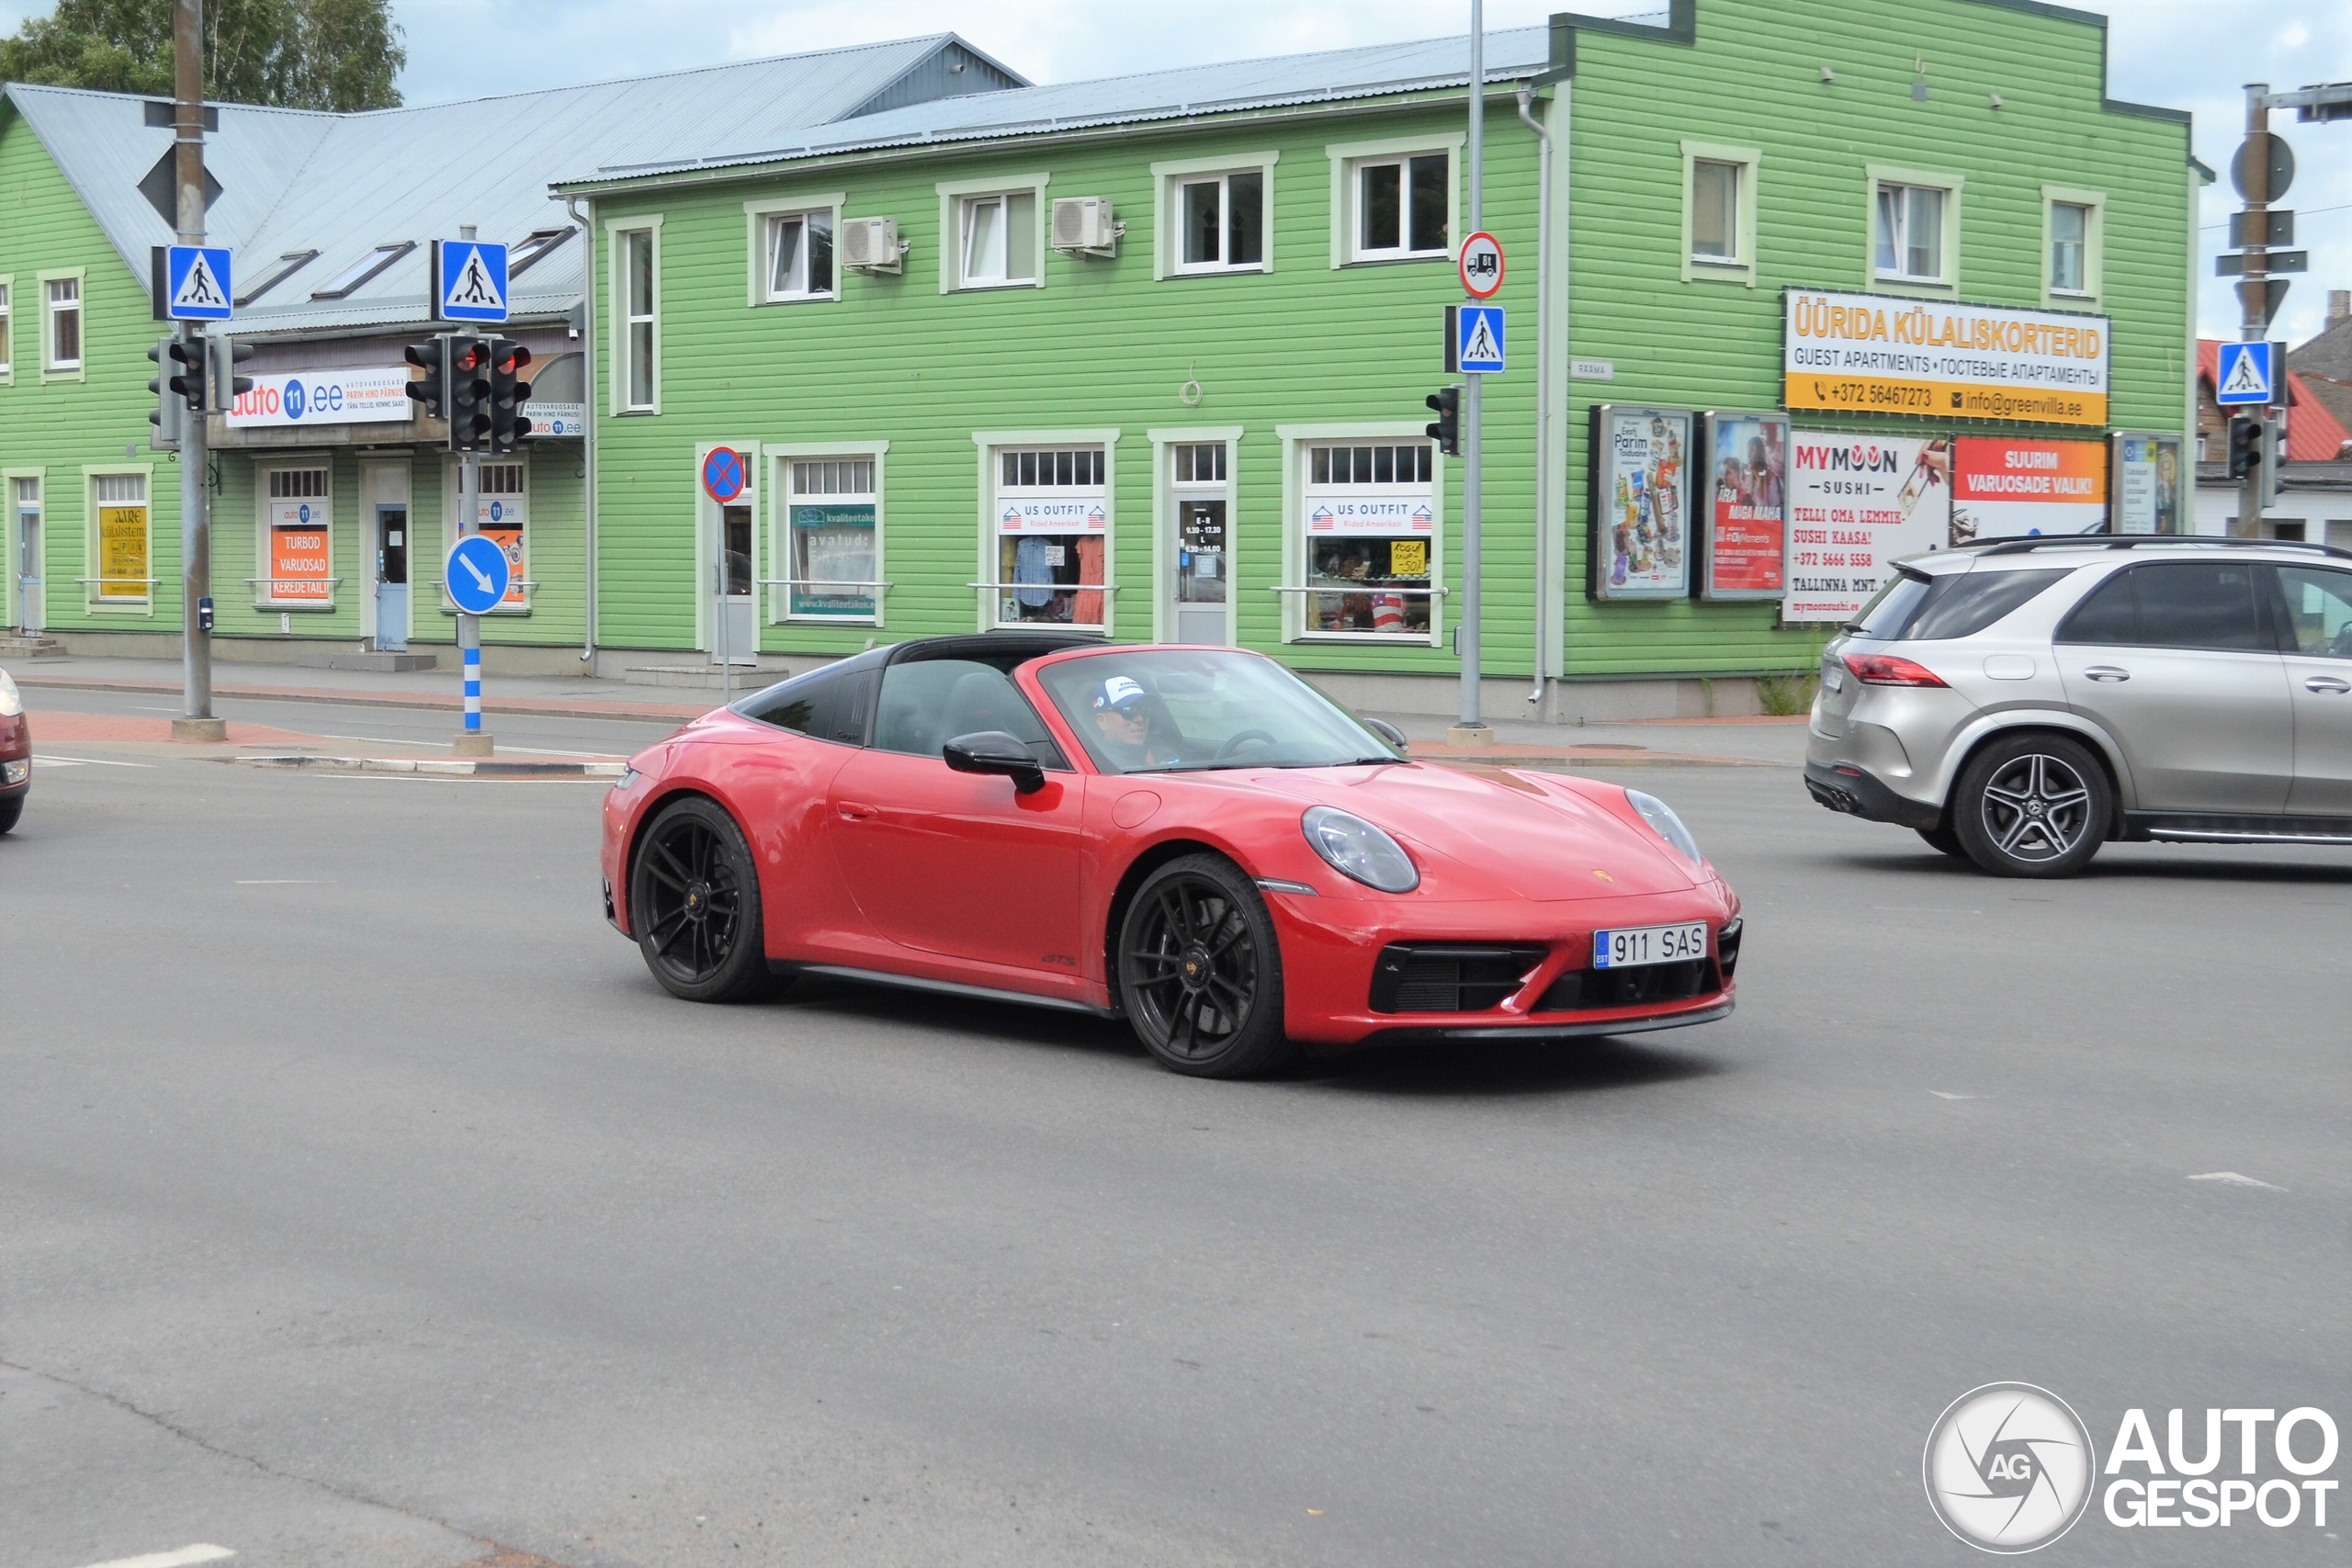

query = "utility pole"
1452;0;1491;746
171;0;224;741
453;226;492;757
2236;84;2270;540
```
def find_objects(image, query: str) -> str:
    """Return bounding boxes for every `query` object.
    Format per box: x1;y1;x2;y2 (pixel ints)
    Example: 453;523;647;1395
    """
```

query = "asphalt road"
2;736;2345;1567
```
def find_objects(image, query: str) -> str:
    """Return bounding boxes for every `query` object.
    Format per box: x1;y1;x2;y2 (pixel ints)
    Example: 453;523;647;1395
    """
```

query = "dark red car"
0;668;28;835
602;636;1741;1077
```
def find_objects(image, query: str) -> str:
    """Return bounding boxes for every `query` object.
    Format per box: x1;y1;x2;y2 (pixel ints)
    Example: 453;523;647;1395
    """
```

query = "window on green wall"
0;280;11;378
959;191;1040;288
766;210;836;300
1354;154;1449;260
1691;161;1739;262
1176;172;1265;273
45;277;81;371
619;228;658;410
1874;183;1948;284
2051;202;2090;294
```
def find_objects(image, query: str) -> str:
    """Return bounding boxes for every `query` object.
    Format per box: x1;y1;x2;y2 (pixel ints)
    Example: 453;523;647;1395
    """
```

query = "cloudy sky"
6;0;2344;341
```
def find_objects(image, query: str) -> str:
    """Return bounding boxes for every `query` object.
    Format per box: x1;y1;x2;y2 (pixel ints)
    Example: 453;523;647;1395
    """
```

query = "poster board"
266;495;333;602
1950;436;2109;543
1700;412;1788;601
97;505;149;601
1782;289;2109;427
1589;404;1693;600
2110;432;2185;536
1783;433;1951;624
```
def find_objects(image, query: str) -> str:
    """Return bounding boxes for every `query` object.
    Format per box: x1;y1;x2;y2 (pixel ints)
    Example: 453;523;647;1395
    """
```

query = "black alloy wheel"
1951;733;2111;879
1118;854;1295;1077
630;796;773;1001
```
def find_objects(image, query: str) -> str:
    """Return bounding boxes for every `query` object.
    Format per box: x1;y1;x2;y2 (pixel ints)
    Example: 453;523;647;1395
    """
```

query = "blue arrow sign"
1457;304;1505;375
2215;341;2274;406
164;245;233;321
435;240;510;324
446;533;511;614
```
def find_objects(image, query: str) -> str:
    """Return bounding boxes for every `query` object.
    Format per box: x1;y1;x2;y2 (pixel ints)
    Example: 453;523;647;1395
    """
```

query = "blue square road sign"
2215;341;2274;407
435;240;510;324
162;245;233;321
1457;305;1505;375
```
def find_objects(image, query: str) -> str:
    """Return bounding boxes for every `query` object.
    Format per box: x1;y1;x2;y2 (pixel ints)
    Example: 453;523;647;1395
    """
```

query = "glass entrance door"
1169;441;1230;644
15;479;41;631
374;505;409;649
714;502;756;665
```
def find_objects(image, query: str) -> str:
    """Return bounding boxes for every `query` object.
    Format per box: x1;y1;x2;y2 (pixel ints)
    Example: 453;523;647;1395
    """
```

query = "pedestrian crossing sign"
2215;341;2274;406
434;240;510;323
159;244;233;321
1454;304;1505;375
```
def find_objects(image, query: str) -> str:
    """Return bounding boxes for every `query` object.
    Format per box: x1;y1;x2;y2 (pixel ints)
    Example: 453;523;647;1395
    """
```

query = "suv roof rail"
1973;534;2352;561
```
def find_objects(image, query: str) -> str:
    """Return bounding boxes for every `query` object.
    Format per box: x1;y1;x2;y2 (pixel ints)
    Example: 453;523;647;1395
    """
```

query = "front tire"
1117;854;1295;1078
1951;735;2109;878
629;796;771;1001
0;795;19;835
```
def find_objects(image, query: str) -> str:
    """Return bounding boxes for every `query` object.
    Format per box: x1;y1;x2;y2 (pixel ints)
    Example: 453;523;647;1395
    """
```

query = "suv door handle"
837;801;880;821
2307;675;2352;694
2083;665;2131;682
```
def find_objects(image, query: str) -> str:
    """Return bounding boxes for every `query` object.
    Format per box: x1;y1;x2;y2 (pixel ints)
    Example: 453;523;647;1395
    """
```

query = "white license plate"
1591;921;1709;970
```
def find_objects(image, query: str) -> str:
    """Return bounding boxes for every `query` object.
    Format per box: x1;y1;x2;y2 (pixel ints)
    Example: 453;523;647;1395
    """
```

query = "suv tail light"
1842;653;1948;688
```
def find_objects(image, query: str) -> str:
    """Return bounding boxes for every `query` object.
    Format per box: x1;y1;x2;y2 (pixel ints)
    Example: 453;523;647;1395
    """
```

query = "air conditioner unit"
841;216;904;274
1051;197;1121;257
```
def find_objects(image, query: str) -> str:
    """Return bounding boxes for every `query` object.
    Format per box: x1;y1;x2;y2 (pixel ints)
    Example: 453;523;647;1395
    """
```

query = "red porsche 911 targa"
602;635;1742;1077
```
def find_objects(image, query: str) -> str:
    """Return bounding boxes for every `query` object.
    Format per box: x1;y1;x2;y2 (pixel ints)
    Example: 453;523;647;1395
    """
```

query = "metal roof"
1;34;1022;334
573;22;1584;187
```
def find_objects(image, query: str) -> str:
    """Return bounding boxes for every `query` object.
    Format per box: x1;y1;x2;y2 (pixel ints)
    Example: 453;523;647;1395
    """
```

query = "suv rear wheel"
1951;734;2110;878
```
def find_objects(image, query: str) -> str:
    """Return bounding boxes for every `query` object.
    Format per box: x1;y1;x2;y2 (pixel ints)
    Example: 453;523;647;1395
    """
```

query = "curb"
234;754;627;778
16;674;707;726
1408;749;1777;769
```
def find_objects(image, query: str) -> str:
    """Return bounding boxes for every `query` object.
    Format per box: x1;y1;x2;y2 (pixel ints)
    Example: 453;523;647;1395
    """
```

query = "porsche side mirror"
1363;716;1408;750
943;730;1046;795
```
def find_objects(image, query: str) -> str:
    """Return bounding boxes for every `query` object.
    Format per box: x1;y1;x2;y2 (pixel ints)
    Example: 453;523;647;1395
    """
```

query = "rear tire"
1117;854;1295;1078
1917;822;1966;858
1951;734;2109;879
629;796;772;1001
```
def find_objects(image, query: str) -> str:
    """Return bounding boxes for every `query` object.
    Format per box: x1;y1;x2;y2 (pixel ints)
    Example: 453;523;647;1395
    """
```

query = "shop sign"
267;499;332;601
1000;498;1105;532
527;400;586;438
98;506;149;600
227;368;415;428
2110;433;2186;536
1783;433;1951;624
1951;436;2108;543
1306;497;1435;536
1783;290;2109;427
1591;405;1692;599
473;494;527;605
1701;412;1788;601
790;502;877;617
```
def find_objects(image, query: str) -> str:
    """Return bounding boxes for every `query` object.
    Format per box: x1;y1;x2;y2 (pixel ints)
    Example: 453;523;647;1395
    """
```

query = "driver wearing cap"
1091;674;1177;769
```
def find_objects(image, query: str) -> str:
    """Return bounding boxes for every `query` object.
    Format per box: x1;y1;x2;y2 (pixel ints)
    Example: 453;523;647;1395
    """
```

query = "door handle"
837;802;879;821
2082;665;2131;682
2307;675;2352;694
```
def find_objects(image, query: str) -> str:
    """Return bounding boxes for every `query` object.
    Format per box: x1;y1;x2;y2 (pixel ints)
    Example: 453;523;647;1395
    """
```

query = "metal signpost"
168;0;224;741
444;535;510;744
701;447;750;700
1453;0;1490;747
436;227;510;753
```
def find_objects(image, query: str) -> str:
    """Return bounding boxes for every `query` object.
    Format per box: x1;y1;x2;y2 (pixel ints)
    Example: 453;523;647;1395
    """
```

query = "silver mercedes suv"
1804;538;2352;876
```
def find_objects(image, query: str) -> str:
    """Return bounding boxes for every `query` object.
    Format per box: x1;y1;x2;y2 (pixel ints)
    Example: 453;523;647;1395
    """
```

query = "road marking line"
235;879;331;886
2188;1171;2288;1191
1928;1091;1983;1100
79;1546;235;1568
34;754;155;768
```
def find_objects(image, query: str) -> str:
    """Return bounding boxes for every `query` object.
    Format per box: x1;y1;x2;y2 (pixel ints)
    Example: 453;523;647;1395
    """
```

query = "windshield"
1036;649;1403;775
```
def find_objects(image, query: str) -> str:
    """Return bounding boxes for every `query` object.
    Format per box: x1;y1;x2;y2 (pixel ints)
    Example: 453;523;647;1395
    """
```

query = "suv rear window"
1848;568;2072;641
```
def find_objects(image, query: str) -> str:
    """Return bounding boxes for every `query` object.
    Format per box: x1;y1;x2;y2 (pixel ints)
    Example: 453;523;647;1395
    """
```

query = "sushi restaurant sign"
1782;289;2109;428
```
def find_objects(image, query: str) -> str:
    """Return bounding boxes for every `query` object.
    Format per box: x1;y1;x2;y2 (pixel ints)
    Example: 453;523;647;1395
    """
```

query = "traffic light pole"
1453;0;1490;746
452;226;492;758
2237;84;2270;540
171;0;223;741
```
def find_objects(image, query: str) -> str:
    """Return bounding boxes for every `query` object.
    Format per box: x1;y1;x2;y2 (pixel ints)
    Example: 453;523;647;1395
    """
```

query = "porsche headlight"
1626;789;1703;865
1302;806;1419;894
0;671;20;718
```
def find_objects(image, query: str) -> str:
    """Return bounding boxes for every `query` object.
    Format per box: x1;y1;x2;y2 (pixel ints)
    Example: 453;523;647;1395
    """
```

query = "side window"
736;659;876;745
2278;566;2352;659
873;658;1063;765
2057;562;2267;652
1900;570;2074;641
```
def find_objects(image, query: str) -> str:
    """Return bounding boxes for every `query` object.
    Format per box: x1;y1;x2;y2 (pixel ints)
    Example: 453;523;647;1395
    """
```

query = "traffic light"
147;337;183;450
447;336;492;452
2226;416;2263;479
209;334;254;412
1425;386;1461;457
488;337;533;454
166;335;206;412
404;339;448;420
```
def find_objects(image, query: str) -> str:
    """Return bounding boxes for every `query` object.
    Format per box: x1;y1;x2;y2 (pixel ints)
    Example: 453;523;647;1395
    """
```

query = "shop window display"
1303;441;1434;637
996;446;1107;629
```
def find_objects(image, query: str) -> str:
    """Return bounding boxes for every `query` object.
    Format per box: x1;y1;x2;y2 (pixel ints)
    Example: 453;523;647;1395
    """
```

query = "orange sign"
1783;290;2109;427
270;525;332;600
1950;436;2108;543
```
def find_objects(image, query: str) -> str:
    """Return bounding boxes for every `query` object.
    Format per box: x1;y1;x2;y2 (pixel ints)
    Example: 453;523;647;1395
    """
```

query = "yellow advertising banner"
1783;290;2109;428
97;506;149;600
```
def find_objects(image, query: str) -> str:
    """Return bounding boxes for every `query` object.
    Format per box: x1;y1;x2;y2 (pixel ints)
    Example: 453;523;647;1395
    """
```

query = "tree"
0;0;404;111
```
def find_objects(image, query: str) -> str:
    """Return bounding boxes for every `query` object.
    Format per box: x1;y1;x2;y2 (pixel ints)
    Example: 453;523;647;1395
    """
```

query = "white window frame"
1866;166;1962;293
1151;152;1279;280
605;216;662;414
41;269;85;379
0;276;13;383
438;454;533;614
765;440;888;626
84;465;154;612
1680;140;1760;285
937;173;1050;294
255;462;337;610
1275;422;1443;647
2041;186;2106;303
1148;426;1245;644
973;428;1119;636
743;192;845;307
1327;134;1463;268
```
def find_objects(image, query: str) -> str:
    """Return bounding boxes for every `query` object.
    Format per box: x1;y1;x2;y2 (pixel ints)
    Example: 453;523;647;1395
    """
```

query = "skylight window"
234;250;320;307
508;229;574;278
310;241;415;300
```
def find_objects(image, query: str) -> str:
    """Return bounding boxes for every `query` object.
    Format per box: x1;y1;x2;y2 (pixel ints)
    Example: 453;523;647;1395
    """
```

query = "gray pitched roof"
576;22;1575;186
2;33;1022;334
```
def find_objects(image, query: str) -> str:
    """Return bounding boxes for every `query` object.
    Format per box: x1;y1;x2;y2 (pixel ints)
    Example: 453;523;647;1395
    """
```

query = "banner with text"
266;496;333;601
227;368;414;429
1783;290;2109;427
1784;433;1951;624
1951;436;2109;542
